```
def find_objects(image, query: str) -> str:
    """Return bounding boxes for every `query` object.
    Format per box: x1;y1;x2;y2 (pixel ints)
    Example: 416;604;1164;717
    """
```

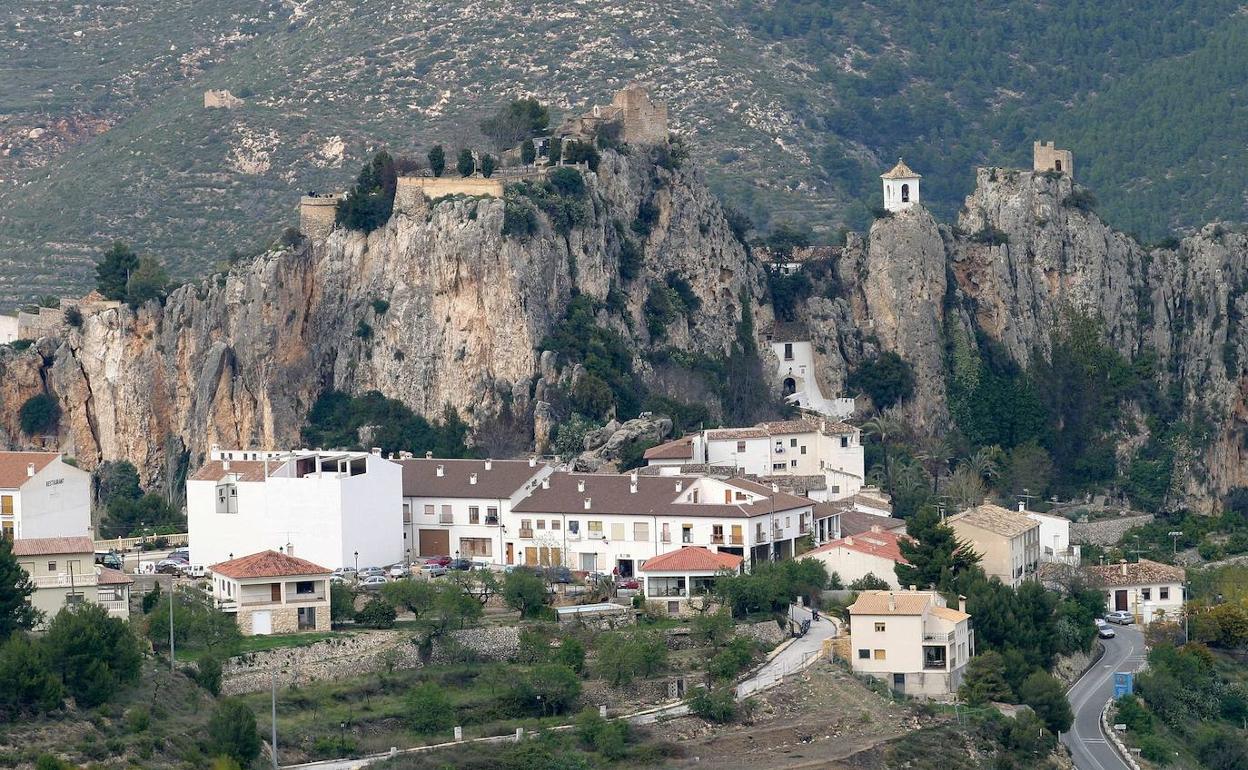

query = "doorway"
1115;590;1128;612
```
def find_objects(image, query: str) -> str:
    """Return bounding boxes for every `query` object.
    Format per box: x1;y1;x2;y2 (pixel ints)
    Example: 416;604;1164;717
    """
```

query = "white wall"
1103;583;1185;624
883;177;919;212
805;546;901;589
770;340;855;419
852;613;924;674
9;457;92;539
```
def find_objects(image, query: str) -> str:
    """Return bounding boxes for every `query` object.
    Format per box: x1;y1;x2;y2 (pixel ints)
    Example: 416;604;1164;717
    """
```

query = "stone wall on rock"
1071;514;1156;546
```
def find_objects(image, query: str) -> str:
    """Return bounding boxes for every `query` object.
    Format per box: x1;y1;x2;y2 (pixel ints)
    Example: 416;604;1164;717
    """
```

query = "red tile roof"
1085;559;1185;588
398;458;546;498
0;452;60;488
807;530;911;565
96;566;133;585
641;547;743;573
209;550;331;579
12;536;95;556
513;472;813;519
191;460;271;482
643;436;695;461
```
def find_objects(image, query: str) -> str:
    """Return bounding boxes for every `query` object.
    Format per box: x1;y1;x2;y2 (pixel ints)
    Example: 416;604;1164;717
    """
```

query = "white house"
0;452;92;541
803;527;910;589
209;550;332;635
510;472;820;576
639;546;744;616
643;418;865;502
187;447;403;570
1023;505;1081;565
881;159;921;213
764;324;855;420
848;589;973;699
12;536;131;623
1085;559;1186;625
398;455;554;563
947;504;1041;588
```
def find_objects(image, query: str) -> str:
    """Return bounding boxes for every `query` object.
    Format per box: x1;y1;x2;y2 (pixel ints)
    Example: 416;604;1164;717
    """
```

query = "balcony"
799;523;811;535
484;516;500;526
755;530;768;543
518;528;534;539
922;630;955;643
772;525;784;538
29;575;98;589
711;534;725;545
98;599;129;617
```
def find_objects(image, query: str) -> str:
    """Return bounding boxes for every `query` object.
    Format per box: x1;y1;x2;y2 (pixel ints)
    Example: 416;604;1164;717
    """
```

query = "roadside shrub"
353;597;397;629
407;682;454;734
1136;734;1173;765
706;637;755;681
686;686;738;723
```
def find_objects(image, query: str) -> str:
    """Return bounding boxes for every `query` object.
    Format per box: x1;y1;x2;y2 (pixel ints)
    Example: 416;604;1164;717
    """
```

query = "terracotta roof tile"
948;504;1039;538
807;530;911;565
640;547;743;573
513;472;813;519
398;458;547;498
881;159;921;179
12;536;95;556
0;452;60;488
191;460;271;483
1085;559;1185;588
643;436;694;461
96;566;133;585
209;550;331;579
849;590;936;615
931;605;970;622
705;427;768;440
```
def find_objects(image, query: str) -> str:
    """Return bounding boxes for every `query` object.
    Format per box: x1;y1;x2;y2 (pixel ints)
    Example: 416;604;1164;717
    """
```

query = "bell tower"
881;158;921;213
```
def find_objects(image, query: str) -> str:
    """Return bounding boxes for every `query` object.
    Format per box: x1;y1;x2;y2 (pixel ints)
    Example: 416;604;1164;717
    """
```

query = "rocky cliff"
0;148;764;489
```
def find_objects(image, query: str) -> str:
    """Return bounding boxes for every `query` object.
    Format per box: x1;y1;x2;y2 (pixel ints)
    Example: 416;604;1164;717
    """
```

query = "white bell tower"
881;158;921;213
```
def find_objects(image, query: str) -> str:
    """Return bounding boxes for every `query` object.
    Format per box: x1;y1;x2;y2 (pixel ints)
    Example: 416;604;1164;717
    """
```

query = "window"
520;518;532;534
536;519;546;530
858;649;870;660
0;495;11;514
440;504;452;519
874;622;886;632
460;538;492;558
712;524;724;543
1160;587;1170;600
682;524;693;543
634;522;649;542
790;438;797;448
1141;588;1150;601
295;580;315;595
772;463;786;471
783;343;793;360
691;490;699;503
800;446;807;455
736;441;746;453
830;485;840;494
873;649;887;660
468;506;480;524
900;183;910;202
1054;159;1063;172
840;436;849;448
486;506;499;524
611;523;625;541
47;561;56;571
588;521;603;537
551;520;561;531
790;459;797;468
647;577;686;597
424;504;434;516
735;491;747;501
402;503;412;524
580;553;597;571
893;673;906;687
568;520;580;535
668;601;680;614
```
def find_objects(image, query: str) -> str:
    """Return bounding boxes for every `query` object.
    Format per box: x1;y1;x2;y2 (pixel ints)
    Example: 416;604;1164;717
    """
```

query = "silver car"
1105;610;1134;625
359;575;389;590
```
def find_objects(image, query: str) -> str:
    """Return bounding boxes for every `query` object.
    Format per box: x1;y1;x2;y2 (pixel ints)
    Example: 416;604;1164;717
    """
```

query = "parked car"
154;559;185;575
358;567;386;578
543;566;572;584
388;564;410;578
179;564;208;579
423;555;452;567
359;575;389;590
1098;626;1117;639
448;558;474;571
94;551;124;571
332;566;358;580
617;578;640;590
1105;611;1134;625
169;548;190;562
420;563;448;578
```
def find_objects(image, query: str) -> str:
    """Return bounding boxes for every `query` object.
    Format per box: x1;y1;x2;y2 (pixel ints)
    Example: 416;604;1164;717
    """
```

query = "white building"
13;536;132;623
848;589;973;698
209;550;332;636
0;452;92;541
398;455;554;563
881;159;921;213
1023;505;1081;566
764;326;855;420
510;472;820;576
947;503;1041;588
803;527;910;590
1085;559;1185;625
187;447;403;570
638;546;743;616
642;418;865;502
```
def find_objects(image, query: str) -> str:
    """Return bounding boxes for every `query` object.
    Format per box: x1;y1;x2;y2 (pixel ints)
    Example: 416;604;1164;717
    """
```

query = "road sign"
1113;671;1134;699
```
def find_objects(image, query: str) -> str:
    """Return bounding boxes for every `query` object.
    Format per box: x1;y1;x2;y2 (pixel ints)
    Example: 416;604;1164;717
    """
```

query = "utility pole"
169;580;176;672
1168;530;1182;555
271;672;278;769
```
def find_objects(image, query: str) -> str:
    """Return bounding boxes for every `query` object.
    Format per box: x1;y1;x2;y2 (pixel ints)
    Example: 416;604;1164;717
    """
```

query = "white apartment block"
510;473;821;577
0;452;92;541
13;536;132;623
947;503;1041;588
398;455;554;562
187;447;403;570
643;418;865;502
848;589;973;699
1023;505;1081;566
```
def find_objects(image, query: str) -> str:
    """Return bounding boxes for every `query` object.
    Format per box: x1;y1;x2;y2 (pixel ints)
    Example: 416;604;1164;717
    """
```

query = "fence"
94;533;189;552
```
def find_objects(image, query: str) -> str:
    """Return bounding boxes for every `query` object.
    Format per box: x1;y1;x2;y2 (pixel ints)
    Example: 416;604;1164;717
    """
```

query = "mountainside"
2;137;1247;513
4;0;1248;308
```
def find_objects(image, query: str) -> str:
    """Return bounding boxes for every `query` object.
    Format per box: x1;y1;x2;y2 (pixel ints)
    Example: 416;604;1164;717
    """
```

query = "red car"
617;578;640;590
423;555;452;567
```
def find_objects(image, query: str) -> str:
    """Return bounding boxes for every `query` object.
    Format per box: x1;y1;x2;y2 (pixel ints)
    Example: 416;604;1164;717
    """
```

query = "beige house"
803;527;910;589
638;546;743;616
209;550;331;636
13;536;131;624
848;589;973;698
947;504;1040;587
1085;559;1185;625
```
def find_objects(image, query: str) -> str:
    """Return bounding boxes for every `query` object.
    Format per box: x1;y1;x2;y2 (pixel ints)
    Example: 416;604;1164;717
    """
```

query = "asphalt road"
1063;624;1147;770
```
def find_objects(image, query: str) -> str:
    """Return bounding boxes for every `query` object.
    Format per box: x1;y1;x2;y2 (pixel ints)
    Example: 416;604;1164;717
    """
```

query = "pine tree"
94;242;139;301
0;537;40;639
895;505;981;590
427;145;446;177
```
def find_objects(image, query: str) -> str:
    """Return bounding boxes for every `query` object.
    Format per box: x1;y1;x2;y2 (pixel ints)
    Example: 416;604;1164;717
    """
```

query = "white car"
359;575;389;590
333;566;358;580
388;564;409;578
1105;611;1134;625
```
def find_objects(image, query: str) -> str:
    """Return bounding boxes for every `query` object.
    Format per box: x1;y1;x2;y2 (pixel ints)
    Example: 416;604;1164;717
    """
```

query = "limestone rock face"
571;413;673;473
0;149;760;488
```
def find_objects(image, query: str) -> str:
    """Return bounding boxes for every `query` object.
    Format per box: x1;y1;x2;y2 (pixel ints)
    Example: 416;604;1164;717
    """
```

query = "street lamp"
1168;531;1182;555
354;551;359;572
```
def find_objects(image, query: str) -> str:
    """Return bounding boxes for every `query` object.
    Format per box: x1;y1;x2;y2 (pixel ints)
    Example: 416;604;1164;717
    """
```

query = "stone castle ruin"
298;192;345;240
556;84;669;146
1033;140;1073;177
204;89;245;109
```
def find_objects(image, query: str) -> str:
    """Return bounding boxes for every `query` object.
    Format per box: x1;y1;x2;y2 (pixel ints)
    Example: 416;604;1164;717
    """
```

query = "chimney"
908;585;916;592
958;595;967;613
469;473;478;485
286;542;294;556
675;480;683;492
485;459;493;471
577;479;585;493
222;460;231;471
388;452;395;460
370;447;381;456
436;464;445;477
425;451;433;460
844;536;854;546
529;456;537;467
26;463;35;478
583;497;592;510
541;477;550;490
1018;501;1025;512
630;479;638;494
888;593;895;611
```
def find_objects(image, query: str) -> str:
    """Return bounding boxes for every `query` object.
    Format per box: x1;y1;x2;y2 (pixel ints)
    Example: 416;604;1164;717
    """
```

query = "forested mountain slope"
2;0;1247;307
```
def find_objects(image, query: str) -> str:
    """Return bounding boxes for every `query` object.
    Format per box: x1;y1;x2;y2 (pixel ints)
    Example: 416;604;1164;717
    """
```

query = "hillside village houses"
946;503;1041;588
397;455;554;563
12;536;132;624
642;417;865;504
1085;559;1186;625
208;550;332;636
848;589;973;698
186;447;403;570
0;451;92;541
637;546;744;616
1024;505;1081;565
802;527;911;590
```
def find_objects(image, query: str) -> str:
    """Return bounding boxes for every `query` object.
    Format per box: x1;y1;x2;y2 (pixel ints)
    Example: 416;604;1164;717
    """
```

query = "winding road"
1062;624;1146;770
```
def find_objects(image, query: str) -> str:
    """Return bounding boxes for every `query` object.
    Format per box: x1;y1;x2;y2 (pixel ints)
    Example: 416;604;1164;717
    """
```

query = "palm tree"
966;445;1006;487
917;437;955;494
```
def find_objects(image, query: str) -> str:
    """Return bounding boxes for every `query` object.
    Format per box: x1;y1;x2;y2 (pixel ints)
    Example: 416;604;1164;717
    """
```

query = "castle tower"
881;159;921;213
1033;141;1073;178
610;84;668;145
299;193;345;241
